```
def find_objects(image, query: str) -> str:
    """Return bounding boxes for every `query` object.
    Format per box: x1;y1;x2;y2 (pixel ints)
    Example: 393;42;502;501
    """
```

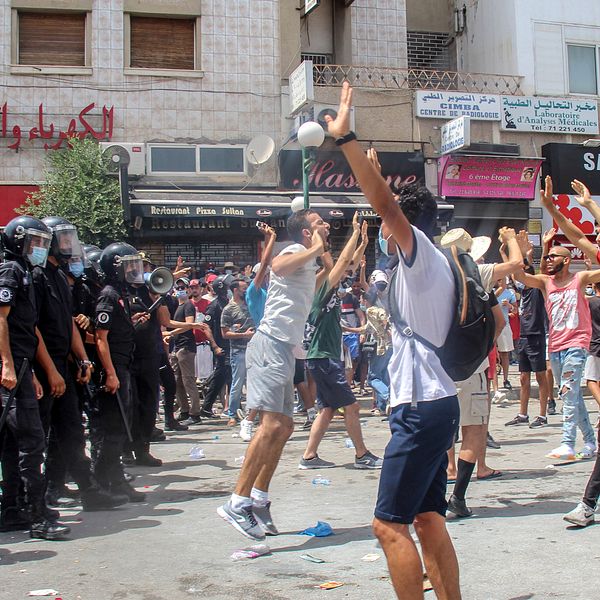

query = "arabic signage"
542;143;600;194
289;61;314;117
501;96;598;134
279;150;425;193
1;102;114;151
438;154;543;199
416;91;501;121
441;116;470;154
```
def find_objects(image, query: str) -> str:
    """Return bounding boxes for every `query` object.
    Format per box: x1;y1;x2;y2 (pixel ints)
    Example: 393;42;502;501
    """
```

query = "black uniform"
201;295;232;414
92;284;135;488
32;262;94;496
129;286;161;454
0;259;45;519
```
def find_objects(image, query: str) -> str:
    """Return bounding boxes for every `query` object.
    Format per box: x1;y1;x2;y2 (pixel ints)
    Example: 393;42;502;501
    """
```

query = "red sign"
438;155;543;199
0;185;39;226
1;102;114;151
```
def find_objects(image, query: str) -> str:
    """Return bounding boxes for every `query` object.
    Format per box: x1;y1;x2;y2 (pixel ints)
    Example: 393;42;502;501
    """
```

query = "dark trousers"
90;364;131;488
584;429;600;509
0;363;46;512
129;355;160;451
159;351;177;422
201;354;231;412
38;360;92;492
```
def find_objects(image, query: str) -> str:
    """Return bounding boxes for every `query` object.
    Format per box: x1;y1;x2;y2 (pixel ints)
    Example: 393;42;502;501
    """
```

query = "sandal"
477;470;503;480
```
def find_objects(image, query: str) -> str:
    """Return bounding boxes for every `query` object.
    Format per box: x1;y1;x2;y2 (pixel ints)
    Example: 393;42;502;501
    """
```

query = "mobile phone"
256;221;266;229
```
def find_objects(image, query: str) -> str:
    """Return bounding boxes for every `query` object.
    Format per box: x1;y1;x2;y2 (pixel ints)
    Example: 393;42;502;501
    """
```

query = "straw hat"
440;228;491;262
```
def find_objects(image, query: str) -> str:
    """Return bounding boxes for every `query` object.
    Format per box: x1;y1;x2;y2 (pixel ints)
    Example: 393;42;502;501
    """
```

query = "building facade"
1;0;600;268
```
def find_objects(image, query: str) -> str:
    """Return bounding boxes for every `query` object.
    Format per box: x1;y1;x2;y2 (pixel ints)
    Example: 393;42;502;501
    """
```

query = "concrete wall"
406;0;451;33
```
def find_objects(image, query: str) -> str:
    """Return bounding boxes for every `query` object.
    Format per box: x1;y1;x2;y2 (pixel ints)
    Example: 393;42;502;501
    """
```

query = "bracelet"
335;131;357;146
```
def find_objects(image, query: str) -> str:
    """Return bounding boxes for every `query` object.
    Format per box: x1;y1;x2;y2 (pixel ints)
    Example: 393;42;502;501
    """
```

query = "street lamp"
297;121;325;209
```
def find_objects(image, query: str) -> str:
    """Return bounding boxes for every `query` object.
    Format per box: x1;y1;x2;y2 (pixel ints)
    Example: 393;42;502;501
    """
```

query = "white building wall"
0;0;281;184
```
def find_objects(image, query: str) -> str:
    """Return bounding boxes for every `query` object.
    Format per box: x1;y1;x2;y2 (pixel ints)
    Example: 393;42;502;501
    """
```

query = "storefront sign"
279;150;424;193
438;154;543;199
542;143;600;194
1;102;114;151
289;61;314;116
441;116;470;154
501;96;599;134
415;91;501;120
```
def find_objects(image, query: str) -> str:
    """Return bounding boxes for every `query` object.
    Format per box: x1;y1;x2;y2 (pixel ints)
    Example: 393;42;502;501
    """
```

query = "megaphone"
144;266;174;295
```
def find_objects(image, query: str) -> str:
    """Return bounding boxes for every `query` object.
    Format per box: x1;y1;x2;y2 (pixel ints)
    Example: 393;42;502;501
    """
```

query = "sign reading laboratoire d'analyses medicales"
501;96;599;134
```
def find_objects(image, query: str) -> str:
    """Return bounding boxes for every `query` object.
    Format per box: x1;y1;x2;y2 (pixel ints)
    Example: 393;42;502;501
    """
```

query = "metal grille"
312;64;523;95
161;242;257;271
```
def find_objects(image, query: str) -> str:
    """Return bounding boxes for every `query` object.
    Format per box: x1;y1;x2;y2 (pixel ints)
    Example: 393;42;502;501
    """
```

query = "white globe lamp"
291;196;305;213
297;121;325;149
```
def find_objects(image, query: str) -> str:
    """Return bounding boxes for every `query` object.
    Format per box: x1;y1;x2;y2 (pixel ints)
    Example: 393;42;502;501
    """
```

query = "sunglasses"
543;254;566;261
175;286;187;291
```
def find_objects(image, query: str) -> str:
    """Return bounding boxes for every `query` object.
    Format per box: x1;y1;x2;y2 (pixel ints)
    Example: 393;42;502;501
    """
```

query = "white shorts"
584;354;600;382
497;323;514;353
456;372;490;427
195;343;213;380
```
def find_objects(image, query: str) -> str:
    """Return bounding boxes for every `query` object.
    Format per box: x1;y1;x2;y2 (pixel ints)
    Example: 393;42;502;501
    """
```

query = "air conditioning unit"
313;103;356;136
99;142;146;176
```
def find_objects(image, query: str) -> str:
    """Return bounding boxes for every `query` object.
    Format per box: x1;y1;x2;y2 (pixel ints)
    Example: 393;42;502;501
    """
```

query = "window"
148;145;247;176
17;11;87;66
129;16;195;70
567;44;598;95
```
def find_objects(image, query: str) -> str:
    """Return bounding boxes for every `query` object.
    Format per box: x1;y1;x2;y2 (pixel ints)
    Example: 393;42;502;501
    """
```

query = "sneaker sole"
546;453;576;460
354;463;383;470
563;515;594;527
298;463;336;470
217;506;265;541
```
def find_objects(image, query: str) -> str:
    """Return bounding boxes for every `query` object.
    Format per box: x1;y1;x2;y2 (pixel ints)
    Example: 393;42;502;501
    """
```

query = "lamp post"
297;121;325;209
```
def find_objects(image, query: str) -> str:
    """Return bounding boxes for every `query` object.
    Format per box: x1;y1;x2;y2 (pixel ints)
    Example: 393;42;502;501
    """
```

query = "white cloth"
258;243;317;346
477;262;496;293
194;343;213;379
584;354;600;381
497;323;514;352
388;226;457;406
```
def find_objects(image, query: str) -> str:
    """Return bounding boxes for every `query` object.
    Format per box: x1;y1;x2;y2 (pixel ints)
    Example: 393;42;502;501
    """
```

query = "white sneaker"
239;418;254;442
546;444;576;460
563;502;595;527
579;444;597;459
492;391;507;404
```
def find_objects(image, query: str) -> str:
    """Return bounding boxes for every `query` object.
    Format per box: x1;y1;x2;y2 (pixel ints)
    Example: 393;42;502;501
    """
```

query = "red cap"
205;273;218;284
189;279;201;287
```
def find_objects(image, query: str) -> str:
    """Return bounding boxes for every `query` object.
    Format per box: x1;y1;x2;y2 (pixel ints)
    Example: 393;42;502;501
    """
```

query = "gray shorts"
246;330;296;417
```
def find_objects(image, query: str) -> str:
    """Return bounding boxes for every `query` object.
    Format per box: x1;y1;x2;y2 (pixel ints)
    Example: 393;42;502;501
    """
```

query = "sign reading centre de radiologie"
416;91;501;121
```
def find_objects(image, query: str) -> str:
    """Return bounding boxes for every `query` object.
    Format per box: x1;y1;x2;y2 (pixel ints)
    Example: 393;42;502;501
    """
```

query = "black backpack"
388;245;496;382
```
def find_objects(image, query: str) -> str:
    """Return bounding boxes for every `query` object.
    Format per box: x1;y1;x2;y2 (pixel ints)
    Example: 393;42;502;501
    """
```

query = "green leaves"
18;138;126;246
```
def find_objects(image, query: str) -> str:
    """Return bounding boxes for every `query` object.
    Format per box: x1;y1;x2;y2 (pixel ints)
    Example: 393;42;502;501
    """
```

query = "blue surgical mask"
27;246;49;267
175;289;188;299
225;269;233;276
360;303;367;312
378;229;391;256
69;261;84;278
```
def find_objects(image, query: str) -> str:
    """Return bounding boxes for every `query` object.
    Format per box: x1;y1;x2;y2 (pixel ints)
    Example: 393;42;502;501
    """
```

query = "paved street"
2;371;600;600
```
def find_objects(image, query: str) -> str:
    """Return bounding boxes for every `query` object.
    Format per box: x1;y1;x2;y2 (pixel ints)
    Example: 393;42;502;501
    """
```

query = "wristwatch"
335;131;357;146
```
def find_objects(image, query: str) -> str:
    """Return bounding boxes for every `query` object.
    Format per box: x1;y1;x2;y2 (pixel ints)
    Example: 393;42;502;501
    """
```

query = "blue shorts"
343;334;360;360
375;396;459;524
307;358;356;410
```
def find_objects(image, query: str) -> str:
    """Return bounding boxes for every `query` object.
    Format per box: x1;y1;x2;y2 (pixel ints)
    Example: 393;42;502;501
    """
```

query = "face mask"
378;229;391;256
360;303;367;312
225;269;233;276
27;246;49;267
586;286;594;296
175;289;188;299
69;261;84;278
375;282;387;292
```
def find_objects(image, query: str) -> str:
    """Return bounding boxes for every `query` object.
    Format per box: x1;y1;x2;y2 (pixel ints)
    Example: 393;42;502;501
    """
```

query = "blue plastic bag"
298;521;334;537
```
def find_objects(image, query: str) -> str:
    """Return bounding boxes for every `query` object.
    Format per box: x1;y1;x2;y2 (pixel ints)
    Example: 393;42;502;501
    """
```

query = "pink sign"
438;155;543;199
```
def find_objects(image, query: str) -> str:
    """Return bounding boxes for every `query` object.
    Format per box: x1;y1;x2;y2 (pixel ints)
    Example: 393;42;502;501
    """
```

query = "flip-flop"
478;470;503;480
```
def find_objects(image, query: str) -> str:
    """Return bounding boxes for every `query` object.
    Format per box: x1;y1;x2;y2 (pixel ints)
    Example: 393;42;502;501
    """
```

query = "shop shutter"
130;16;195;70
18;12;86;66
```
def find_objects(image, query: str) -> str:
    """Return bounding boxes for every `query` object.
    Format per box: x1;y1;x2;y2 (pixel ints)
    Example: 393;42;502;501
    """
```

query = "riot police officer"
0;215;70;539
93;242;146;501
34;217;126;512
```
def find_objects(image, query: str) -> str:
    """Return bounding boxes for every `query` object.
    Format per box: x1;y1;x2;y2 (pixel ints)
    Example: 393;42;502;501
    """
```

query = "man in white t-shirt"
325;81;462;600
217;209;328;541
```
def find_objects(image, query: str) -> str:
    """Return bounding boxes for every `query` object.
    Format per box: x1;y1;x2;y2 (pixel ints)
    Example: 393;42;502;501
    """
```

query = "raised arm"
271;229;324;278
327;212;361;287
541;176;599;263
325;83;414;257
254;223;277;289
492;227;523;280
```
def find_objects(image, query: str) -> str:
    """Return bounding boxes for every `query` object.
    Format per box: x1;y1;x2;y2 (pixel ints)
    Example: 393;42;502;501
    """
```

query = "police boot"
29;502;71;540
81;485;128;512
134;443;163;467
45;483;78;508
0;505;30;532
111;480;146;503
121;449;135;466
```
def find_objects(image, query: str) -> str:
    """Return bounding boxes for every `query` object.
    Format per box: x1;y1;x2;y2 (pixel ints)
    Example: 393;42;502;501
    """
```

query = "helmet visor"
54;224;82;260
23;229;52;268
121;255;144;285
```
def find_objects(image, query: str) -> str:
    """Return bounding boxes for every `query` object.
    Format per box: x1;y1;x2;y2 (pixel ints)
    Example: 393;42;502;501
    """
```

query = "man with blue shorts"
325;82;462;599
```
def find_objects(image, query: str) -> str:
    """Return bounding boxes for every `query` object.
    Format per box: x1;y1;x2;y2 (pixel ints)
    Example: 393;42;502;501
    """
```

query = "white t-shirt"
258;243;317;345
388;226;457;406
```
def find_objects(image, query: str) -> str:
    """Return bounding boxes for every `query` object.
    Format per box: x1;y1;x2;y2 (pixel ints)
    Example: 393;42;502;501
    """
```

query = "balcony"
312;65;524;95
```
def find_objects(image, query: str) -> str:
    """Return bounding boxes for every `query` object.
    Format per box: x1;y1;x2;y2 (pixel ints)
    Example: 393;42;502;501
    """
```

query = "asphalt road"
2;372;599;599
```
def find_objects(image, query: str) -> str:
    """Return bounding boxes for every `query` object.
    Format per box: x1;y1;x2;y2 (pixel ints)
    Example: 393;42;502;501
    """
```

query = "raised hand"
572;179;592;207
324;81;353;139
311;228;325;255
542;227;556;246
367;147;382;173
498;227;516;243
540;176;556;212
516;230;531;255
351;211;360;234
360;220;369;246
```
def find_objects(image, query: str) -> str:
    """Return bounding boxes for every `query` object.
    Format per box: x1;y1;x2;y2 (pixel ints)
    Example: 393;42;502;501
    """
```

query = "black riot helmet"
42;216;83;264
211;274;232;297
82;245;104;287
100;242;144;285
1;215;52;268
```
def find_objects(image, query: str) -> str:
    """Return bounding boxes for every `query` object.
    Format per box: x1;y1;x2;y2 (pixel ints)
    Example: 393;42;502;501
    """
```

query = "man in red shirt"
188;279;217;380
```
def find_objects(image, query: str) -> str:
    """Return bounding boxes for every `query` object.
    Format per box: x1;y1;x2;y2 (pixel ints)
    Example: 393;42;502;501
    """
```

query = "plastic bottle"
189;446;205;459
344;438;355;448
234;456;245;466
311;477;331;486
